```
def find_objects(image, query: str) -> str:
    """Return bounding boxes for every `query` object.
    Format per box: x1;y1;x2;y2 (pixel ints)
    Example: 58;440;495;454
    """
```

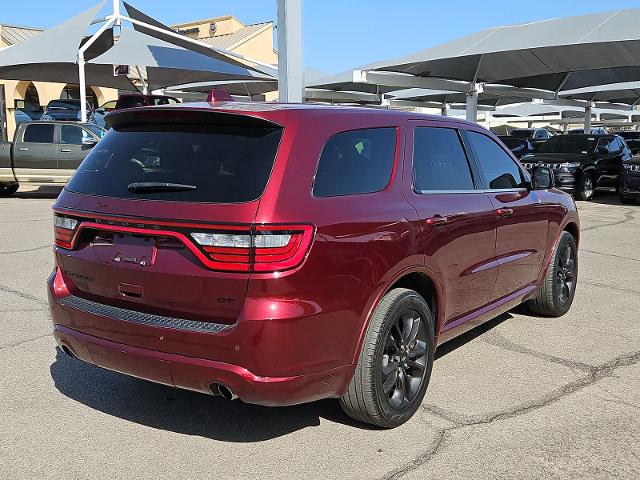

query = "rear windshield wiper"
127;182;197;193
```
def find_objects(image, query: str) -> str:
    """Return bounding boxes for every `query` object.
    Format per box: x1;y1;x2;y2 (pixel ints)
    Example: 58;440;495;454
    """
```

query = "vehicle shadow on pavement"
435;312;512;359
50;349;371;441
50;313;521;440
14;185;64;199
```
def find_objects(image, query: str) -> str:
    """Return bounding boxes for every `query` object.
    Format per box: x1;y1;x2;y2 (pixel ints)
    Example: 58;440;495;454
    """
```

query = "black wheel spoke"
407;340;427;359
406;358;425;372
382;368;398;394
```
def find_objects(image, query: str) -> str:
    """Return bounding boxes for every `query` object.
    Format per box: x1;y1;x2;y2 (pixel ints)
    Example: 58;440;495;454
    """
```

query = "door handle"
496;208;514;217
60;149;71;153
426;215;448;226
17;147;28;151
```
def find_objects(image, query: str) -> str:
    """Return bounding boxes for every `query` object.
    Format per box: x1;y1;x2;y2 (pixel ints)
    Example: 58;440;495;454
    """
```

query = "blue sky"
4;0;640;74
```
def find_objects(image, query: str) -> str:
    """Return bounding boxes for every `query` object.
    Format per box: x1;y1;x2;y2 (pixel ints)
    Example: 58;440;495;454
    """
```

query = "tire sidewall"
550;233;578;315
370;291;435;426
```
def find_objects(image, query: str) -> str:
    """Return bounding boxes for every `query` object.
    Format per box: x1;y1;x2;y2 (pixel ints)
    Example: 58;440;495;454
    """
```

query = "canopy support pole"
584;105;592;132
466;86;479;122
276;0;303;102
136;66;147;94
77;15;117;123
79;56;87;123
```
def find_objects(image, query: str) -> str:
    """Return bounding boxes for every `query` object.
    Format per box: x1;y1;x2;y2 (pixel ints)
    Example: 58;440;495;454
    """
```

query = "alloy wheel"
556;243;576;305
582;176;594;200
380;310;428;410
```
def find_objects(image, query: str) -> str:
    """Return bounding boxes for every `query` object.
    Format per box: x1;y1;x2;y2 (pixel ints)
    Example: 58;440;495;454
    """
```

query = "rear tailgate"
53;108;283;325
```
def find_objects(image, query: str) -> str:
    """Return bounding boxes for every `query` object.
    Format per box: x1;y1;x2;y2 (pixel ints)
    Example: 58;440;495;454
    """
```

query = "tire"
0;183;18;197
339;288;435;428
576;172;595;201
528;231;578;317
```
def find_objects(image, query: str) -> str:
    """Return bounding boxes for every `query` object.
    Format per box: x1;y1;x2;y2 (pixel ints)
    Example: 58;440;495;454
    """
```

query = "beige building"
0;15;277;140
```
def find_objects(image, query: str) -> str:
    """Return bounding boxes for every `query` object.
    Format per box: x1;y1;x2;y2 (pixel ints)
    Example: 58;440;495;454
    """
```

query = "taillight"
53;214;78;249
190;231;252;271
190;225;314;273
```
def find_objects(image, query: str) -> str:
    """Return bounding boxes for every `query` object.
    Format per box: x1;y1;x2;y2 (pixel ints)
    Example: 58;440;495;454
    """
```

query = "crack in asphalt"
381;430;447;480
381;348;640;479
581;209;635;232
580;249;640;263
481;330;594;373
0;244;51;255
0;285;47;305
580;280;640;296
0;333;53;350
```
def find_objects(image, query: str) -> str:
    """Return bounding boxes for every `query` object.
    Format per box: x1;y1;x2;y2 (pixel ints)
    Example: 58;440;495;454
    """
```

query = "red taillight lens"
253;225;314;272
53;215;78;249
190;225;314;273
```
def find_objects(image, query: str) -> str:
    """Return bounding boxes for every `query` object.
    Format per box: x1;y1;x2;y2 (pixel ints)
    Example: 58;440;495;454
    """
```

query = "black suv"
498;135;536;159
509;128;552;146
520;134;631;201
620;155;640;204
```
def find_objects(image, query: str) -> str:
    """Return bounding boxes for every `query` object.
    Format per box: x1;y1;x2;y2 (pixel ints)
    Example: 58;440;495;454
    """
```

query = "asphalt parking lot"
1;186;639;480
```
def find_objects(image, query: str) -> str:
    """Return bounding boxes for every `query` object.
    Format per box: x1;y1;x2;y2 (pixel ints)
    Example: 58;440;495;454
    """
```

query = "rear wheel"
576;173;595;201
0;183;18;197
339;288;435;428
528;231;578;317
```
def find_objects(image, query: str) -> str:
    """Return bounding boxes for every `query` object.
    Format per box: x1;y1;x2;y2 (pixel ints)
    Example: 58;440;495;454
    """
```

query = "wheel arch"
563;221;580;247
351;267;444;366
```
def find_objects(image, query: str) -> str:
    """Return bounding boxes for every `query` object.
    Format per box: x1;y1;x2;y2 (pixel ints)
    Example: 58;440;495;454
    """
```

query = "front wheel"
339;288;435;428
576;172;595;201
0;183;18;197
528;231;578;317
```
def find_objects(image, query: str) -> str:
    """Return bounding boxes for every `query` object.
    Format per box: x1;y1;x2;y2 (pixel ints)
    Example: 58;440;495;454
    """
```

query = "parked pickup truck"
0;121;104;196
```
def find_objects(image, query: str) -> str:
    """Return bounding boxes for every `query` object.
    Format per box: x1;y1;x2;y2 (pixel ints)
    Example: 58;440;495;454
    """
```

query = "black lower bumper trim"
59;295;233;334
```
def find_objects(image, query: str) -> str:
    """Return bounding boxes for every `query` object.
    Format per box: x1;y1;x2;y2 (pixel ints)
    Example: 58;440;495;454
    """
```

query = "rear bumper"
48;269;356;406
53;324;352;406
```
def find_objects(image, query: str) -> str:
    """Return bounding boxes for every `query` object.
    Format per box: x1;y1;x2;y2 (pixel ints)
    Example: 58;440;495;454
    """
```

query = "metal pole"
276;0;303;102
440;103;448;117
466;89;478;122
584;105;592;133
78;56;87;123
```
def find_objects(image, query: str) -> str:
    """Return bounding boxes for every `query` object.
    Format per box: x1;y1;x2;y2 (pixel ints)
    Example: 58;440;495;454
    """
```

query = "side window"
22;124;54;143
167;98;179;104
413;127;475;191
313;128;396;197
61;125;92;145
466;131;526;190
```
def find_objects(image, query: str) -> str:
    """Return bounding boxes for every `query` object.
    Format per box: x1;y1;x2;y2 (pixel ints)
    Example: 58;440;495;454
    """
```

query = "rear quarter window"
66;123;283;203
313;128;397;197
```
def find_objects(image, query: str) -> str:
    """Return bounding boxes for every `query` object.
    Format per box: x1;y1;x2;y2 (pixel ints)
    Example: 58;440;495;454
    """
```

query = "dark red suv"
48;103;579;428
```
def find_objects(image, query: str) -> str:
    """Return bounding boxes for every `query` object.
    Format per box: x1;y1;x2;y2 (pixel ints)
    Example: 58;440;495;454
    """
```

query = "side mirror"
531;166;554;190
82;138;98;147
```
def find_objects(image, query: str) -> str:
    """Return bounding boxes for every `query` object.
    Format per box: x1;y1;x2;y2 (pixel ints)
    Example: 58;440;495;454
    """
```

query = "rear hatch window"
66;122;283;203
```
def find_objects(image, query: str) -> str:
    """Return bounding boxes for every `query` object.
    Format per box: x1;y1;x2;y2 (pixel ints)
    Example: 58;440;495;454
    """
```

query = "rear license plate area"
113;234;155;267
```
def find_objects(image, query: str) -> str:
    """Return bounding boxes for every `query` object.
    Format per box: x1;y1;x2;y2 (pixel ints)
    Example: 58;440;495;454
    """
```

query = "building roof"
1;24;43;45
199;22;272;51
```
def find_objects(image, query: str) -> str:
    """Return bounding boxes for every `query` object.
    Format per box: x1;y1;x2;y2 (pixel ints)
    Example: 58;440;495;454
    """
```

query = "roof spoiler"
105;106;282;129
